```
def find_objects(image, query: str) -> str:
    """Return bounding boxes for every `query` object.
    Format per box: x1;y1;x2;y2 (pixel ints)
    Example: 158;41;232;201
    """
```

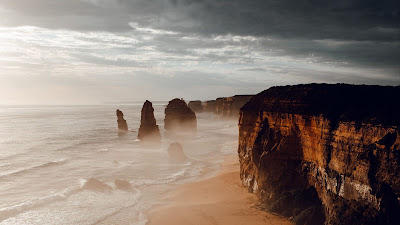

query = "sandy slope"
146;156;293;225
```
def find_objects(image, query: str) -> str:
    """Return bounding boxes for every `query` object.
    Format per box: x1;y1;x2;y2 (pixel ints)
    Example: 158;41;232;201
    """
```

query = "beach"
146;155;293;225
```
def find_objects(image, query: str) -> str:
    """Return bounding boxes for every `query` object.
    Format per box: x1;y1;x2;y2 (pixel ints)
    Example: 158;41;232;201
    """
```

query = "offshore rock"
167;142;187;162
164;99;197;135
83;178;112;191
114;179;132;190
238;84;400;225
188;100;204;113
116;109;128;131
138;100;161;143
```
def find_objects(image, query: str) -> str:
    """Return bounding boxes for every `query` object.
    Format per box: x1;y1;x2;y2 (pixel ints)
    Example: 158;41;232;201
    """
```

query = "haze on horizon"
0;0;399;105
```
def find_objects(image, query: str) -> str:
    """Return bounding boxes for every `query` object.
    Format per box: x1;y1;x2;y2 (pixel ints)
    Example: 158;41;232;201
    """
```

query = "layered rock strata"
188;100;204;113
164;99;197;134
238;84;400;225
138;100;161;142
116;109;128;131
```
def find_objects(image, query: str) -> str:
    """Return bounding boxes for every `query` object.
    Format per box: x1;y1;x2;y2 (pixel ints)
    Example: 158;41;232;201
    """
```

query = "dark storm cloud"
171;0;400;41
0;0;399;79
2;0;398;40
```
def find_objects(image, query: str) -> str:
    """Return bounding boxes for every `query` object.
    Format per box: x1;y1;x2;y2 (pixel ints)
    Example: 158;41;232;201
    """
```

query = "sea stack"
188;100;204;113
164;98;197;135
116;109;128;131
238;84;400;225
138;100;161;143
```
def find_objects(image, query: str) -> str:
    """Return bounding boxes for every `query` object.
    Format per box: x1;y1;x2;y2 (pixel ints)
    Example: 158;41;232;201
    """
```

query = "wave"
0;177;137;222
133;168;188;187
90;188;142;225
0;185;81;222
0;159;67;179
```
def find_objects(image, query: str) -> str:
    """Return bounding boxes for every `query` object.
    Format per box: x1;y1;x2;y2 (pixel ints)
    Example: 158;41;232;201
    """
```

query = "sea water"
0;103;238;224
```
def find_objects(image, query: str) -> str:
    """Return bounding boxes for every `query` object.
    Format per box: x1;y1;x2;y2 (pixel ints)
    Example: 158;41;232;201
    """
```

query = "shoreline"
145;155;293;225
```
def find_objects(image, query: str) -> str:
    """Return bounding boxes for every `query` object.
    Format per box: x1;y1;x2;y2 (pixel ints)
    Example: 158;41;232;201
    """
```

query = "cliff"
116;109;128;131
188;100;204;113
215;95;254;119
138;100;161;143
203;100;216;113
164;99;197;134
238;84;400;225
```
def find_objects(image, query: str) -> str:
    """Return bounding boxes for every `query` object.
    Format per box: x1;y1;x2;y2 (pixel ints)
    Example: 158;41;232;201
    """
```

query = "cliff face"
188;100;204;113
138;100;161;143
238;84;400;225
214;95;254;119
116;109;128;131
164;99;197;134
203;100;216;113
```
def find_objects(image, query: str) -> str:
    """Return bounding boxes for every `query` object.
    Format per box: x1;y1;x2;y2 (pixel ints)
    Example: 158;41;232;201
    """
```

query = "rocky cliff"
203;100;216;113
164;99;197;134
116;109;128;131
138;100;161;143
188;100;204;113
215;95;253;119
238;84;400;225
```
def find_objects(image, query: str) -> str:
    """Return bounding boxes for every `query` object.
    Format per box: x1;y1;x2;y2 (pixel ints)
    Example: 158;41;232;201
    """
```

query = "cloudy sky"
0;0;399;104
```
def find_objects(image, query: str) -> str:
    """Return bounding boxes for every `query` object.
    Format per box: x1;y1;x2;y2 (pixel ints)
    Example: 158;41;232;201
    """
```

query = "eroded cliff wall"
238;84;400;225
213;95;253;119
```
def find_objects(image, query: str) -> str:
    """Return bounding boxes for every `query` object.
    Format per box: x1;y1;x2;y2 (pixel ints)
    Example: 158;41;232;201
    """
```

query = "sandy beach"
146;155;293;225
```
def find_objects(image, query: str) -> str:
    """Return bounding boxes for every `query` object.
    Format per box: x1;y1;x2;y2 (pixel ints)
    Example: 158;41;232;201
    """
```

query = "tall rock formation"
164;98;197;134
238;84;400;225
138;100;161;142
188;100;204;113
116;109;128;131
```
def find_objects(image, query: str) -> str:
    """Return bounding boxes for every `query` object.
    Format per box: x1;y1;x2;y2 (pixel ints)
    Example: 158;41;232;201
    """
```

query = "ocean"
0;103;238;224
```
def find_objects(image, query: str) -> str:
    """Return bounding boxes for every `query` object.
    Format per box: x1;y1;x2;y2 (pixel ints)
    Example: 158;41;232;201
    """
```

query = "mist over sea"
0;103;238;224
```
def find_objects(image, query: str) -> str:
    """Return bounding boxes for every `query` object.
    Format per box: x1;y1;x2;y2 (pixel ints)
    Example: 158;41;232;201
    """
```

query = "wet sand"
146;155;293;225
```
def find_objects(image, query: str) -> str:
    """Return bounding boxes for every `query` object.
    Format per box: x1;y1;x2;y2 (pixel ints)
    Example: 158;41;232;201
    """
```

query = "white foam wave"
0;159;68;178
0;185;80;222
133;169;187;187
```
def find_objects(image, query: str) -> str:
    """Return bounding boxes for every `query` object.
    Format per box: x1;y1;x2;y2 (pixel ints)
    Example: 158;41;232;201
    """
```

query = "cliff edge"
238;84;400;225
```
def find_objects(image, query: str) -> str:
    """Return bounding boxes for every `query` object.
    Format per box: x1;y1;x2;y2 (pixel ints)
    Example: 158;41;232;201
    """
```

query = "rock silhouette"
167;142;187;161
164;98;197;135
116;109;128;131
138;100;161;143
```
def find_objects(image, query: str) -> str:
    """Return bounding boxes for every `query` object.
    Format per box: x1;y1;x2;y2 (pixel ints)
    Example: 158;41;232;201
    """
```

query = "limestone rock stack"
116;109;128;131
138;100;161;142
164;98;197;134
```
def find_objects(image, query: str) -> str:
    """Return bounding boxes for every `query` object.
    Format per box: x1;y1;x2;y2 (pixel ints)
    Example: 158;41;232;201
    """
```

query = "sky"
0;0;399;105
